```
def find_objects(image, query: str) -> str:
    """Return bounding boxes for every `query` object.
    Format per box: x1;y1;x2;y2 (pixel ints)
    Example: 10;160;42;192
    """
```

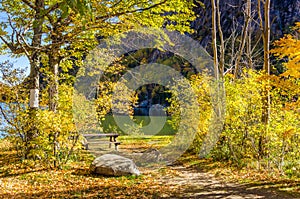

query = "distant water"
0;102;9;138
0;103;47;138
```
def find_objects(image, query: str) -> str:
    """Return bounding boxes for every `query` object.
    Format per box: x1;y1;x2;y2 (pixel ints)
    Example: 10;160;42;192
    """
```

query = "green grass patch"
119;135;172;144
101;115;177;135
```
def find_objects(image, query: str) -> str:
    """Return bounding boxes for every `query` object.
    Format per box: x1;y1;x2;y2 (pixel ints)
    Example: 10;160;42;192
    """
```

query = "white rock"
90;154;140;176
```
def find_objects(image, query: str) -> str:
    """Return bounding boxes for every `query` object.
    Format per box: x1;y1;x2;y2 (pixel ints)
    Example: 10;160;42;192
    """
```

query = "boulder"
90;154;140;176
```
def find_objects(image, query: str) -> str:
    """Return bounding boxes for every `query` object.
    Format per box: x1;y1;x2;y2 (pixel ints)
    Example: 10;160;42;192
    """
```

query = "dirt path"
153;165;299;199
87;141;299;198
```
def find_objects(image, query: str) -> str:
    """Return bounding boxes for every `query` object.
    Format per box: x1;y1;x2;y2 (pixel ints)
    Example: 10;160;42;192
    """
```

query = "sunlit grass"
101;115;177;135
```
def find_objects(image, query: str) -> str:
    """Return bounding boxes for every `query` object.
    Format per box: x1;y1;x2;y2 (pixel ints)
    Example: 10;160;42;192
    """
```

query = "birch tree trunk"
211;0;219;79
216;0;224;77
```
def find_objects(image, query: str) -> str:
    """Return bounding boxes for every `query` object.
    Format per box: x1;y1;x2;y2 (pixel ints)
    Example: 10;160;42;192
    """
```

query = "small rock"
139;148;162;164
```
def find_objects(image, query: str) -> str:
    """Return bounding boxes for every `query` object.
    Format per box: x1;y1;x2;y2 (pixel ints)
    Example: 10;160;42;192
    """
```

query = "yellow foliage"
270;23;300;112
271;22;300;78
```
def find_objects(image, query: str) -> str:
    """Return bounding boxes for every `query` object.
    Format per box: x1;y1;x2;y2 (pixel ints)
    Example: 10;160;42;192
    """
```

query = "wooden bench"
83;133;121;151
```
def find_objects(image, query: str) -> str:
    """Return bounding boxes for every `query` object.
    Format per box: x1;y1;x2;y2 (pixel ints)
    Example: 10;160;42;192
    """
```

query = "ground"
153;164;299;198
0;137;299;198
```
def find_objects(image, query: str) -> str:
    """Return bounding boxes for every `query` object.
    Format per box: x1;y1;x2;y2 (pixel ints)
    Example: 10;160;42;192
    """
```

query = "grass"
117;135;173;152
119;135;172;145
101;115;177;135
84;135;173;154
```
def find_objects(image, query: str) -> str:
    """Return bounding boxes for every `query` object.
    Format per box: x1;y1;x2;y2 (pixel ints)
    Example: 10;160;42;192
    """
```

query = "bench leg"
115;144;118;151
109;136;113;148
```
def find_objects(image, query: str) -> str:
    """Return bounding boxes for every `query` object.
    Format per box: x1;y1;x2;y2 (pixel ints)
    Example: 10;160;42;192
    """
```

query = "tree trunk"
211;0;219;79
216;0;224;77
48;54;59;167
49;57;59;112
261;0;271;124
26;0;44;158
258;0;271;159
246;0;254;69
233;0;252;79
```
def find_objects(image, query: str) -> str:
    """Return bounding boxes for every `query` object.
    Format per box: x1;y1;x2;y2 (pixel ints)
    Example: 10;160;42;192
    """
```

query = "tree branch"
21;0;36;10
0;36;15;52
95;0;168;21
44;2;63;17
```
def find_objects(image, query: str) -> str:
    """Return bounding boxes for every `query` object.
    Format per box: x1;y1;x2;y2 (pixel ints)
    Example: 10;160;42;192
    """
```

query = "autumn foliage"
0;0;300;196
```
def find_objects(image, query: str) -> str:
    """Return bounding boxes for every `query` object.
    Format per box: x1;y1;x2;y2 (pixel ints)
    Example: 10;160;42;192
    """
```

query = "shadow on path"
158;166;299;199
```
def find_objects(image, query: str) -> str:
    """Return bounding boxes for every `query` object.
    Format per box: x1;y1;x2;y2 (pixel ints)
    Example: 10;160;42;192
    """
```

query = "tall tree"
0;0;196;161
216;0;224;76
211;0;219;79
233;0;252;78
258;0;271;159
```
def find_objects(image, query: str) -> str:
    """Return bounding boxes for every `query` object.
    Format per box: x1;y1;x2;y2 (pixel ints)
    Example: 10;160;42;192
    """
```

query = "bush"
0;63;82;168
167;69;300;177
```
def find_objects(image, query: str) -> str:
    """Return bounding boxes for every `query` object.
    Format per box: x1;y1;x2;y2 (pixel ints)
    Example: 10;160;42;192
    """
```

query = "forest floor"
0;138;299;198
147;160;300;198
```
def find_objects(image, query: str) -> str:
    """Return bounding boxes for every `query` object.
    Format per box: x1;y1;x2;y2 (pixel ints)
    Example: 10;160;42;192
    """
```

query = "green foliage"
0;0;197;168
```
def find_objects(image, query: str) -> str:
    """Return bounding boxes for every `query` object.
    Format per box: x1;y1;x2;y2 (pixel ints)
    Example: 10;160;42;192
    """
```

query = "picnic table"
82;133;121;151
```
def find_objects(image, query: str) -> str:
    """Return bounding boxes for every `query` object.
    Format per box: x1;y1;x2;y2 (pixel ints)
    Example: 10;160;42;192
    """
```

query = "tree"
257;0;271;159
0;0;196;165
271;22;300;78
233;0;252;78
0;0;196;109
211;0;219;79
271;22;300;108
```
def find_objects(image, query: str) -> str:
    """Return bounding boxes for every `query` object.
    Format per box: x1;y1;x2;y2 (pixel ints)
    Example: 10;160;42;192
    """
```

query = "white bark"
29;89;39;108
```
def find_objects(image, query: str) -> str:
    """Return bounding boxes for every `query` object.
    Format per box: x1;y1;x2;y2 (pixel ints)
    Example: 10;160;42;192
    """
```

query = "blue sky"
0;55;30;75
0;11;30;77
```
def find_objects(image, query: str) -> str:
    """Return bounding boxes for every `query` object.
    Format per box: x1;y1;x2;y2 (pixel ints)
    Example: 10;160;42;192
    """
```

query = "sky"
0;55;30;75
0;11;30;77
